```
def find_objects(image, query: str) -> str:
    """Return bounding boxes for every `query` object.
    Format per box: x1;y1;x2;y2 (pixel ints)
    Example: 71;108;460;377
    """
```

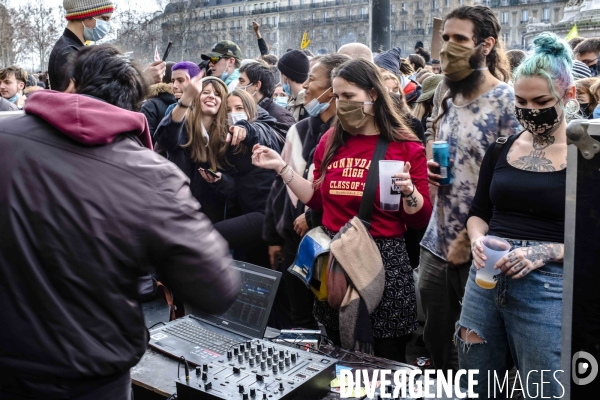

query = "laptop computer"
148;261;281;365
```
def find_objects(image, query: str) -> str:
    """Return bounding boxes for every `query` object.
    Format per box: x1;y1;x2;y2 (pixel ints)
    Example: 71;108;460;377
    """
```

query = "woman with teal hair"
456;32;576;397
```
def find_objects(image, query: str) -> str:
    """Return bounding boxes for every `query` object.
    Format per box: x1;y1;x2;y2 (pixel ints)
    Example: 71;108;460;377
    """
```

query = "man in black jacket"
0;44;240;399
238;62;296;130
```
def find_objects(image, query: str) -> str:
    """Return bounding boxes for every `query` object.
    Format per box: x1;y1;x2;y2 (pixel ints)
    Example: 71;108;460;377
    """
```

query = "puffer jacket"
0;90;240;397
140;83;177;137
155;107;281;223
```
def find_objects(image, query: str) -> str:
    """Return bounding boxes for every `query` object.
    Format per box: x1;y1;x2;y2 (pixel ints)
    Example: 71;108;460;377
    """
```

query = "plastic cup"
379;160;404;211
475;236;511;289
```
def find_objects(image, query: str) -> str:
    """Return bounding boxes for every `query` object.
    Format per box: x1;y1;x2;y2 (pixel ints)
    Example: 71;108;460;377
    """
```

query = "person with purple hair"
163;61;205;118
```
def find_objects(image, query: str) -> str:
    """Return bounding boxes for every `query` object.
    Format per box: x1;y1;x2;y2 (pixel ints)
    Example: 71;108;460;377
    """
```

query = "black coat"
48;28;84;92
140;83;177;137
258;97;297;129
155;108;281;224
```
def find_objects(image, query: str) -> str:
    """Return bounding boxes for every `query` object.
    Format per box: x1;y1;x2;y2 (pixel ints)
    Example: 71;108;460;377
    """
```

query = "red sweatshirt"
306;129;432;239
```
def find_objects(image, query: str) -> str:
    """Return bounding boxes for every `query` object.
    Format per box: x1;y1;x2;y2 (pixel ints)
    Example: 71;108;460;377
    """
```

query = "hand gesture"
179;75;204;106
392;162;413;196
144;60;166;84
227;125;247;146
251;144;285;171
198;168;222;183
252;21;260;32
293;214;309;237
427;159;441;186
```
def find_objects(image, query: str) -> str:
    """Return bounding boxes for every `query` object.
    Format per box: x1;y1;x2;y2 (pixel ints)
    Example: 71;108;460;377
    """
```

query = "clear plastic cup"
475;236;511;289
379;160;404;211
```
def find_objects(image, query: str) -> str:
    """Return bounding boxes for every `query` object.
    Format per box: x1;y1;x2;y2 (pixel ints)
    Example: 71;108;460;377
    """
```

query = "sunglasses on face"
210;56;230;64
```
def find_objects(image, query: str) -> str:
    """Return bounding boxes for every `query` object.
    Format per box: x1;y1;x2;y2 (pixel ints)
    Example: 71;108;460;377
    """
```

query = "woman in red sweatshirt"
252;59;432;362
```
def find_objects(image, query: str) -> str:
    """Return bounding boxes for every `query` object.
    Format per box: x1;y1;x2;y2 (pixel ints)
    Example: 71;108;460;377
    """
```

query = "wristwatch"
177;100;191;108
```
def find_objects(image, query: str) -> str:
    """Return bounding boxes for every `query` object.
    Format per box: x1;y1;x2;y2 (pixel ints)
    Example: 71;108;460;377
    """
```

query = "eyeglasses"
209;55;230;64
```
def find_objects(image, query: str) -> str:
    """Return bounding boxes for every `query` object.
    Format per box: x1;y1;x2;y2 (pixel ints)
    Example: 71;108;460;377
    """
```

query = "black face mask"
589;64;598;77
515;103;563;136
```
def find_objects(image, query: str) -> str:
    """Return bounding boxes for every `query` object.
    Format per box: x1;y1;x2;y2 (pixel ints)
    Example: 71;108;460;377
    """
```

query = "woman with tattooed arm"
456;32;573;398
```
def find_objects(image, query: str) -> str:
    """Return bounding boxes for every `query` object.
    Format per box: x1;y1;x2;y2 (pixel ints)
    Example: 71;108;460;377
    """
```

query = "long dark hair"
316;59;419;187
433;6;510;136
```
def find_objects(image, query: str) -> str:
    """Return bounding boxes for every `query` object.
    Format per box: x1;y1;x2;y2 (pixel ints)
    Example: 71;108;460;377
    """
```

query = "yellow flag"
565;24;578;42
300;31;311;50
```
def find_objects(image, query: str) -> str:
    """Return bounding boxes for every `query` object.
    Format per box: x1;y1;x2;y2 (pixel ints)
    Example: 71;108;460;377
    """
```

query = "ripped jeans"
455;239;563;399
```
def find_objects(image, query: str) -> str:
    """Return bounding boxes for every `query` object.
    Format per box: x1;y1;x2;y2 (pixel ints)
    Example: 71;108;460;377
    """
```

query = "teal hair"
513;32;574;103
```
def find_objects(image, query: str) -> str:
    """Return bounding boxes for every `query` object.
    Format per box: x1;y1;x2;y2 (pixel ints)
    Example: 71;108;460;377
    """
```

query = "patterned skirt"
313;234;419;338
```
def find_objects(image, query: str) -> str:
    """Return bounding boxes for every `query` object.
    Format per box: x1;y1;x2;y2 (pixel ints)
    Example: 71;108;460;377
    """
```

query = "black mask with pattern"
515;103;564;136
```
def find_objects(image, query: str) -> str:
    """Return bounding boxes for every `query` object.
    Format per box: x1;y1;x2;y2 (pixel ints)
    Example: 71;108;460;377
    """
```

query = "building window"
542;7;550;21
392;4;396;12
502;32;509;43
502;11;508;24
401;2;407;11
417;20;422;29
432;0;438;9
401;21;406;30
416;1;422;10
361;7;367;16
324;10;328;21
445;0;450;6
521;9;528;22
260;2;264;9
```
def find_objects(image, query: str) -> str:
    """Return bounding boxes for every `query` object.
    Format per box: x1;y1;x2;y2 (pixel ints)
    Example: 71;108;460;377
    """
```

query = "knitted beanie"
63;0;115;21
374;50;400;76
277;50;310;83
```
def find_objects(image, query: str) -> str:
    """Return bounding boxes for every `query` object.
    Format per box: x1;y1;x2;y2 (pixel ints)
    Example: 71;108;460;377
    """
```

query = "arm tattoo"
524;244;563;267
405;194;418;207
510;150;556;172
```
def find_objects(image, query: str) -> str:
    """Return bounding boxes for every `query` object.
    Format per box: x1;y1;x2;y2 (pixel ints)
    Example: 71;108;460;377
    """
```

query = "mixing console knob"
262;394;267;400
234;347;239;356
246;340;252;349
250;347;256;356
243;394;249;400
239;385;245;393
233;366;241;374
273;354;279;362
291;353;296;363
250;388;256;397
202;372;207;381
278;360;284;369
238;354;244;363
266;357;272;366
285;356;290;365
279;350;285;358
195;366;201;376
256;373;264;381
249;358;255;367
255;354;261;363
260;360;266;369
279;383;285;392
205;382;212;390
262;350;267;358
244;350;249;358
202;364;208;371
227;350;233;359
272;364;278;373
256;344;262;352
268;347;273;356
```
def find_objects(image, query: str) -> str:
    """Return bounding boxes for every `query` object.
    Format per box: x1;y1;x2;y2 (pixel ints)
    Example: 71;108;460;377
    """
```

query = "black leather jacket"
48;28;84;92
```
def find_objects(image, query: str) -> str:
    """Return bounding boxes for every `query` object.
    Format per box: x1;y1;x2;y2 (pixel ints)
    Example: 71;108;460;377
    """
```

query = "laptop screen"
193;261;281;338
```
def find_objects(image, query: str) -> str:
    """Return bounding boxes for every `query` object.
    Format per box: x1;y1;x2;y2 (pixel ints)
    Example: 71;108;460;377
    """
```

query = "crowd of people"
1;0;598;398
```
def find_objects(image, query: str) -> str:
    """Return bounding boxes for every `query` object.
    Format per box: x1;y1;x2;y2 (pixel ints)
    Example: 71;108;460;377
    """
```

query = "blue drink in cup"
475;236;511;289
432;141;452;186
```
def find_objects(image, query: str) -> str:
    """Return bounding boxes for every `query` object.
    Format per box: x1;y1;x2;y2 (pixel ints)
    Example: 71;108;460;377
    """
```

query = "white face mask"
227;111;248;126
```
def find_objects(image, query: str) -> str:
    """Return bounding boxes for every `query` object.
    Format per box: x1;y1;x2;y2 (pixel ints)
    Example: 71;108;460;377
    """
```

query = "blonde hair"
182;78;230;170
229;89;258;122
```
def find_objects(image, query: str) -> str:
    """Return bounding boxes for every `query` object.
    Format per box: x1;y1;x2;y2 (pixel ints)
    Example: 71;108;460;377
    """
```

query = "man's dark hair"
568;37;586;51
574;38;600;56
261;54;278;65
443;5;510;82
505;49;526;74
70;44;148;111
409;54;426;71
240;62;276;98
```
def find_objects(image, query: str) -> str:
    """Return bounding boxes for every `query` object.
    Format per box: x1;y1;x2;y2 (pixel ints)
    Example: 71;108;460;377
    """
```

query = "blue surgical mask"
220;70;230;82
282;83;291;96
274;96;288;108
7;93;18;103
83;18;110;42
304;87;332;117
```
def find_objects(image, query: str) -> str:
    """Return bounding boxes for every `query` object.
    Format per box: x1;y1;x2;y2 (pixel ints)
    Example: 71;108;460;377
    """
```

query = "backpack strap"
491;136;508;169
357;135;390;226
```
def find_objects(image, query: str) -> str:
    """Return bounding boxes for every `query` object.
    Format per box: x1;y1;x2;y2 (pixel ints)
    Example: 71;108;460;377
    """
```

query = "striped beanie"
63;0;115;21
572;60;592;80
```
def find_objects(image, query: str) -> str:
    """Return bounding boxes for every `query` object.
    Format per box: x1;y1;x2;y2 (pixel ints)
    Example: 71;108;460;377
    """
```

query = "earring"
565;99;580;115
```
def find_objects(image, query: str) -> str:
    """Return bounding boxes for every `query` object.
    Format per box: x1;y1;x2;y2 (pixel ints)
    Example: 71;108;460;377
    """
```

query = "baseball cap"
201;40;243;61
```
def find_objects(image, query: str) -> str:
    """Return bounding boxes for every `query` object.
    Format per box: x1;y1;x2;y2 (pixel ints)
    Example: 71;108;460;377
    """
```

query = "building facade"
149;0;567;63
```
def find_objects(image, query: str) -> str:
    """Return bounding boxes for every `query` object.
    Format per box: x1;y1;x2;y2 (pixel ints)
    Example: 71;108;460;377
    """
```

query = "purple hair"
172;61;201;78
